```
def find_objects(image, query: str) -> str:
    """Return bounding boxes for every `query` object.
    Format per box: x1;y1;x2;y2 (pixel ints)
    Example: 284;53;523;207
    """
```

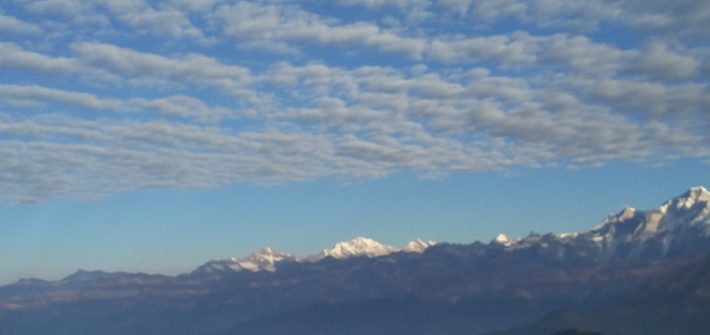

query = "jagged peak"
402;239;436;253
687;186;709;196
494;233;510;244
225;247;293;262
592;206;639;230
195;247;295;275
620;206;636;216
61;269;110;282
659;186;709;212
258;246;274;254
340;236;385;247
249;246;292;258
492;233;519;247
680;186;710;202
318;236;399;259
585;186;710;247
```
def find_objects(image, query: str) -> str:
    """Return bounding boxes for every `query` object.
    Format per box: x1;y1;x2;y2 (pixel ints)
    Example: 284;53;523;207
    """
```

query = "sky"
0;0;709;284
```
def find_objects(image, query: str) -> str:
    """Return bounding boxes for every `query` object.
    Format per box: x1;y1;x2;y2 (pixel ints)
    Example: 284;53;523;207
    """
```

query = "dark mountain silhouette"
492;255;710;335
549;330;602;335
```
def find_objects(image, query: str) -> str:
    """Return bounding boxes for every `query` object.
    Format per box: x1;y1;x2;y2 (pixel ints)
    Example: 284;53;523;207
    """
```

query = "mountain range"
1;186;709;335
191;237;436;277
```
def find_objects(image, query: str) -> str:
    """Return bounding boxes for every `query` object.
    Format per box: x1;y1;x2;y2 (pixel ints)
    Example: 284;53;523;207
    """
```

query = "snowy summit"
195;236;438;274
493;233;517;246
194;247;296;275
317;237;399;260
402;239;437;253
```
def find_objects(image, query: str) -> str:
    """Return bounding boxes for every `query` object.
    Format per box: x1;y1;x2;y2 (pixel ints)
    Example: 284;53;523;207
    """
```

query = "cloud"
624;0;710;36
213;1;427;59
551;77;710;119
429;33;536;64
0;0;707;204
0;84;233;122
0;13;42;35
71;42;252;92
100;1;208;40
24;0;91;17
0;115;337;203
0;43;78;74
23;0;208;41
128;95;233;122
626;43;701;80
336;0;424;9
0;84;120;110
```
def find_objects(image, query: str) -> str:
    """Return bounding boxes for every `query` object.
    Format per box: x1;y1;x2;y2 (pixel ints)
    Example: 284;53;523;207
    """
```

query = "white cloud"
128;95;233;121
23;0;209;40
336;0;424;9
24;0;91;17
0;0;707;204
0;84;120;110
626;43;701;80
71;42;252;92
429;33;536;64
0;13;42;35
0;115;338;203
0;84;233;122
214;1;427;59
102;1;208;40
0;43;78;74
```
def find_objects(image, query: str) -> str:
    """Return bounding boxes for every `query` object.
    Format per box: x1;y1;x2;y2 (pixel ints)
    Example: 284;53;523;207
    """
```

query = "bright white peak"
402;239;436;253
319;237;398;259
494;233;510;244
689;186;710;196
558;232;579;239
247;247;295;266
587;186;710;246
677;186;710;209
492;233;519;247
618;206;637;220
200;247;295;273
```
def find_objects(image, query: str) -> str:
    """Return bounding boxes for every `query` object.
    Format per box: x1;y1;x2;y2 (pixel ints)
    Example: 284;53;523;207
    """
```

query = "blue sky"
0;0;708;284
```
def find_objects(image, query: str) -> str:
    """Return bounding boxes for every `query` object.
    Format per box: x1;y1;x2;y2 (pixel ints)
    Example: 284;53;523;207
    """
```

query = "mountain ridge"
2;186;709;335
191;237;438;277
11;186;709;283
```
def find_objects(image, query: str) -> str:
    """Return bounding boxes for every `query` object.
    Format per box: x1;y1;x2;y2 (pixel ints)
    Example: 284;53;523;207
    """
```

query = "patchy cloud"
0;13;42;35
0;0;707;203
213;1;427;59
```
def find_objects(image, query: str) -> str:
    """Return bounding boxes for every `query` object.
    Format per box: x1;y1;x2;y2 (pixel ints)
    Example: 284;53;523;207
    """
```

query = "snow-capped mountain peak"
583;187;710;257
676;186;710;210
193;247;296;275
492;233;518;246
488;186;710;259
587;187;710;240
317;237;399;259
494;233;510;243
402;239;437;253
245;247;295;268
619;206;637;220
687;186;709;197
590;206;643;236
192;187;709;275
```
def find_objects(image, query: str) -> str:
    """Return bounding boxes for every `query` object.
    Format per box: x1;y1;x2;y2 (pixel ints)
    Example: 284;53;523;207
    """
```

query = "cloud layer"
0;0;708;203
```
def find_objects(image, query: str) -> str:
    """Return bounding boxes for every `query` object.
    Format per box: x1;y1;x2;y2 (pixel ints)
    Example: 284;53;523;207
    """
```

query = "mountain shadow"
491;255;710;335
226;297;557;335
550;329;602;335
